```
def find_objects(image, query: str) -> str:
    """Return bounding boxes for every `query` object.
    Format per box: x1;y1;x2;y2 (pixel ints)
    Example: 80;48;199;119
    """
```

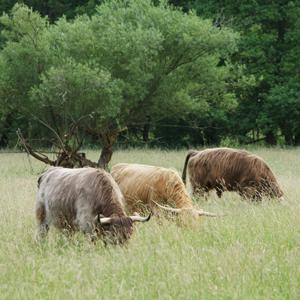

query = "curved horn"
97;213;151;224
152;200;219;217
129;213;151;222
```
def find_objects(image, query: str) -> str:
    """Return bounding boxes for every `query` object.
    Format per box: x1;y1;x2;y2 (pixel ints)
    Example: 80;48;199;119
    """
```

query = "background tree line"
0;0;299;167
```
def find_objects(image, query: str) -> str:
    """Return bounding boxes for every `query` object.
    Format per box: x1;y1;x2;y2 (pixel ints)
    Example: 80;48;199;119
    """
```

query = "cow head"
95;213;151;245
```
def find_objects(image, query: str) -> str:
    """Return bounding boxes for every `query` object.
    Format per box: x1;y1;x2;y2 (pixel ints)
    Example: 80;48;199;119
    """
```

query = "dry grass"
0;148;300;299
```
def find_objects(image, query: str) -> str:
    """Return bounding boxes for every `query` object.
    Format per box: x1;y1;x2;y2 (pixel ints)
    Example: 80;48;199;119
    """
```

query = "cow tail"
182;150;197;184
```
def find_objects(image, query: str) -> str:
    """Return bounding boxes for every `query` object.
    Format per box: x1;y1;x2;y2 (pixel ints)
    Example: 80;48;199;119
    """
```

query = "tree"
0;0;102;22
0;1;238;168
190;0;300;145
263;2;300;145
0;1;102;50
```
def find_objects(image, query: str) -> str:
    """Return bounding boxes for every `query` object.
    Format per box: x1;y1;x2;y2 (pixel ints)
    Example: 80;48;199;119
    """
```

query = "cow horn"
152;200;219;217
152;200;183;213
129;213;151;222
97;214;151;224
98;217;112;224
194;209;219;217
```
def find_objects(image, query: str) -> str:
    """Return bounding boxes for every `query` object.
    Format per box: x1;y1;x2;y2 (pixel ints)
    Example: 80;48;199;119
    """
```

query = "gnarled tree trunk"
295;129;300;145
16;129;98;168
97;129;119;170
142;116;151;142
17;120;123;170
265;131;276;145
281;125;294;145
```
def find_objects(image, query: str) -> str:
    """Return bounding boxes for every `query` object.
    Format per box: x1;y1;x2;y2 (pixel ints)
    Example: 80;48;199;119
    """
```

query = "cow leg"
78;218;94;234
251;191;262;202
215;183;224;198
76;210;97;241
189;181;197;197
240;186;262;202
35;202;49;241
216;189;223;198
193;186;205;197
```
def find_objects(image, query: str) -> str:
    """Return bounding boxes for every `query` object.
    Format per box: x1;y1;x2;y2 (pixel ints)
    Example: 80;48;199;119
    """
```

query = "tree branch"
16;129;56;165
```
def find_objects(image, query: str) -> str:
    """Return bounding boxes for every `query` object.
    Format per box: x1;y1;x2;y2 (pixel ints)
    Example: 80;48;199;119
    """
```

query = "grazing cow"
182;147;284;200
36;167;150;244
111;163;217;217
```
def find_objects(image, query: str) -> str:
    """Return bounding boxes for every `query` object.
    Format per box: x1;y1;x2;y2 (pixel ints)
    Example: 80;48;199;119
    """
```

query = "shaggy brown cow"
111;163;217;217
182;147;284;200
36;167;150;244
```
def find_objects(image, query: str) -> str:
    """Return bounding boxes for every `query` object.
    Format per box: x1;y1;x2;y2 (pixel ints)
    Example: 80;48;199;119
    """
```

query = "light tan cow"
111;163;217;217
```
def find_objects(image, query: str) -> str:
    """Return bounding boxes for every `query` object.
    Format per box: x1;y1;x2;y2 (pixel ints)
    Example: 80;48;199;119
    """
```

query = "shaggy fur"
111;163;195;214
182;148;284;200
36;167;133;244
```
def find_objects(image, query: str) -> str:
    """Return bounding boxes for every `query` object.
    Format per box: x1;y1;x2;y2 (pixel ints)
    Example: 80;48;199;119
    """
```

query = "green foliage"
0;1;102;48
0;1;238;153
31;60;123;133
0;0;102;22
1;1;299;148
0;4;50;107
190;0;300;145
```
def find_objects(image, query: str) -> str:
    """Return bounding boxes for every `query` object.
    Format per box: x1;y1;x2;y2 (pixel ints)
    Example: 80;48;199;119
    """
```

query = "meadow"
1;148;300;299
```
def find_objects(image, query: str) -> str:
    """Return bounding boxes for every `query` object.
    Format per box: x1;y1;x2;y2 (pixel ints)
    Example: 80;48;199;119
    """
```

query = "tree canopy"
0;1;238;167
190;0;300;145
0;0;299;167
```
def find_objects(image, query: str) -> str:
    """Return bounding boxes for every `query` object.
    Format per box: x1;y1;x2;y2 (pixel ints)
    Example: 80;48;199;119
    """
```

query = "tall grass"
0;148;300;299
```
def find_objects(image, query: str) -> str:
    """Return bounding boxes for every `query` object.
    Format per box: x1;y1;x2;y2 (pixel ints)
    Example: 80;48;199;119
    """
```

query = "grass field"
1;148;300;299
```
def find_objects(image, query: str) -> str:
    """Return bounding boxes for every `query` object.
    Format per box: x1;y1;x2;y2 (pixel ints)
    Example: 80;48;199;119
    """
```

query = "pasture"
1;148;300;299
